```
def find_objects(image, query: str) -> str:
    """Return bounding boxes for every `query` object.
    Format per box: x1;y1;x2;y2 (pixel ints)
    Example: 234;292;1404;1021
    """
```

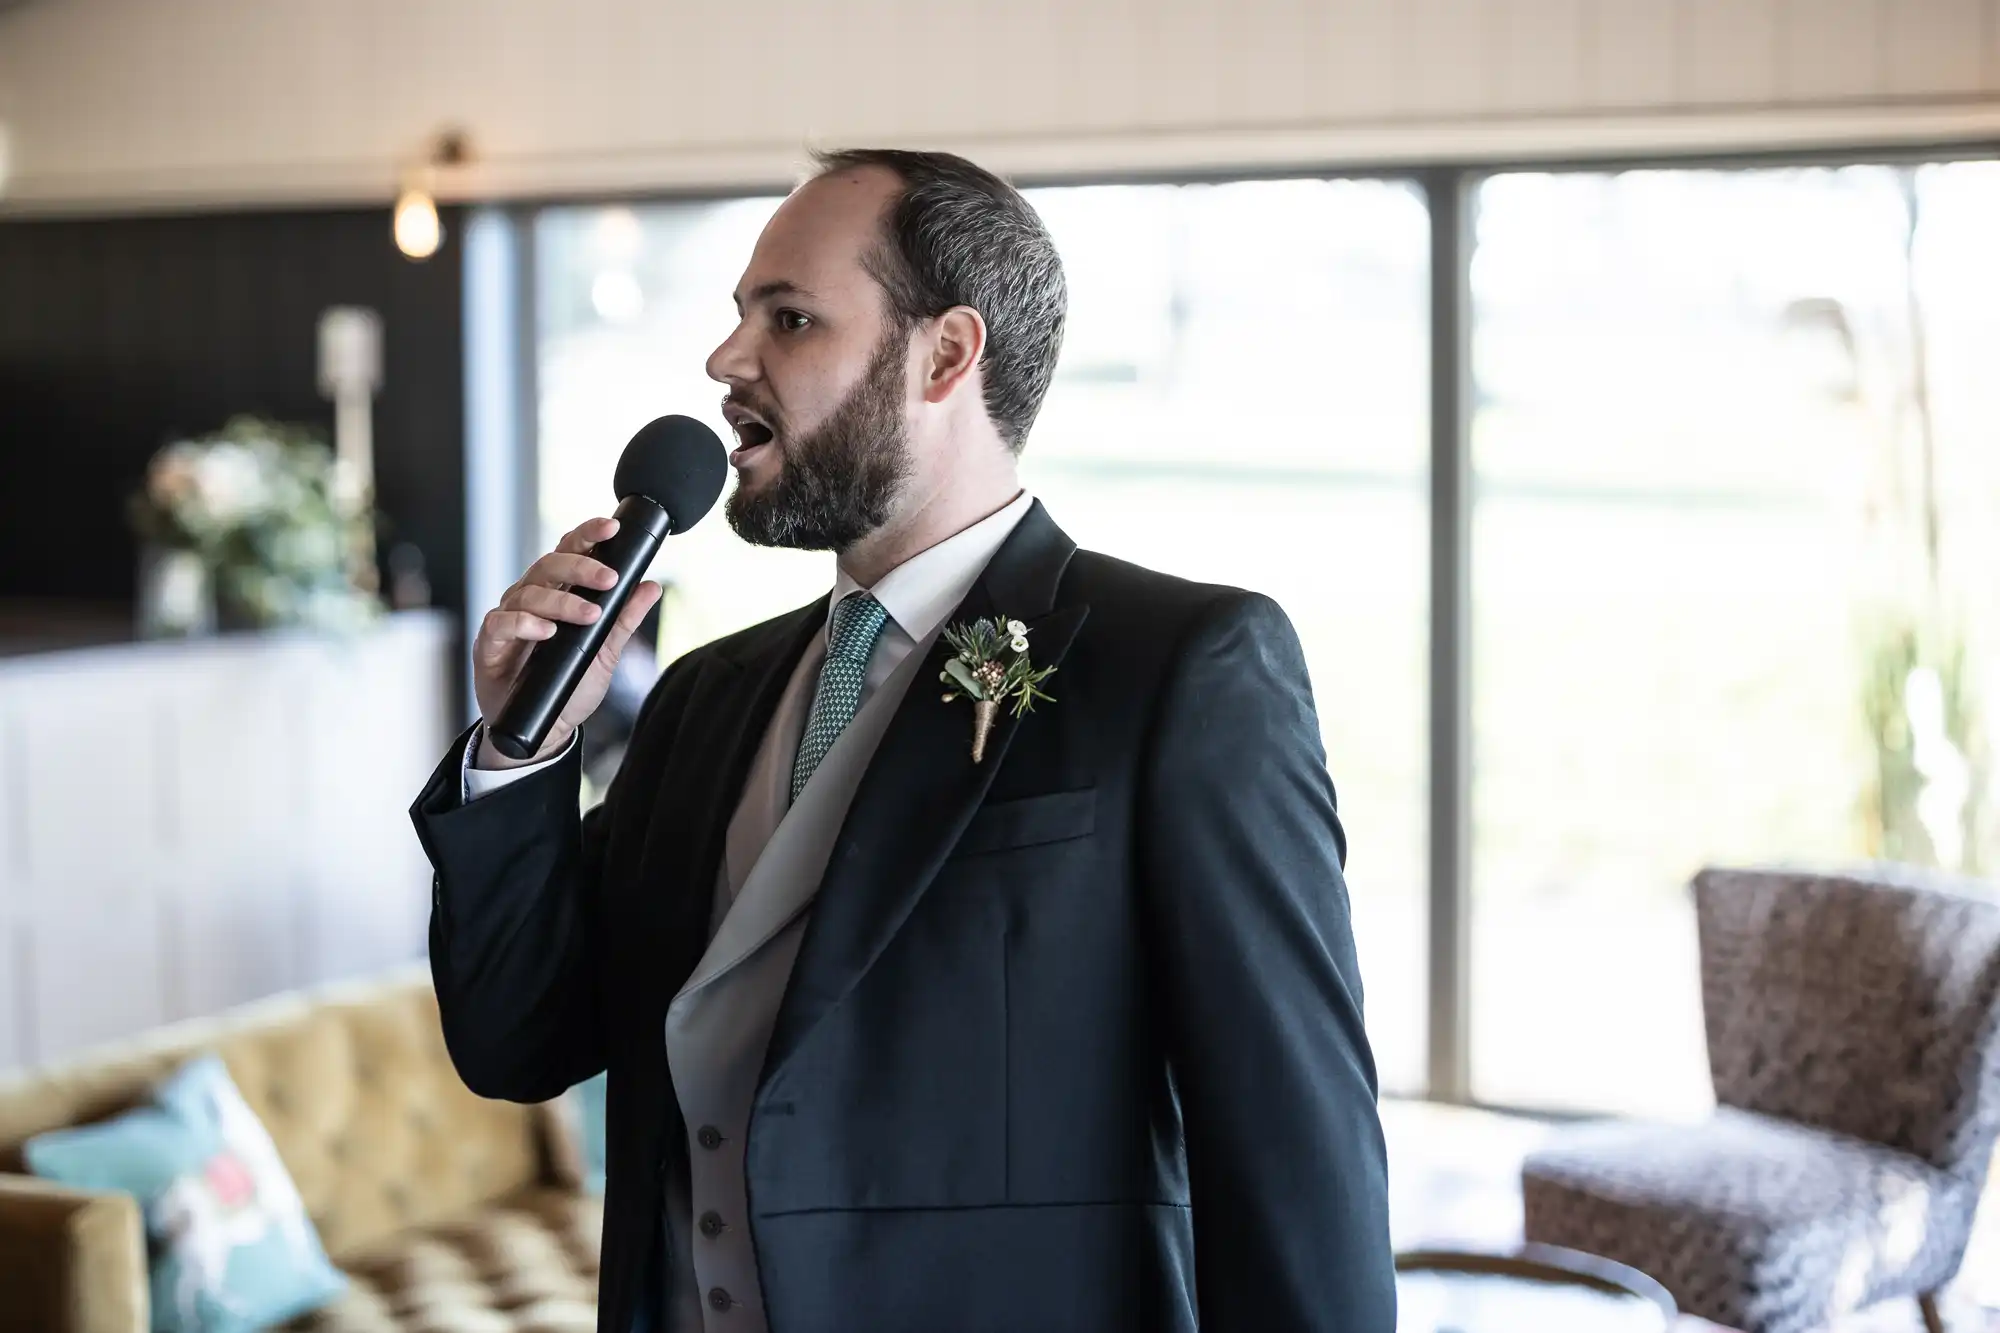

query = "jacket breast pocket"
952;789;1097;858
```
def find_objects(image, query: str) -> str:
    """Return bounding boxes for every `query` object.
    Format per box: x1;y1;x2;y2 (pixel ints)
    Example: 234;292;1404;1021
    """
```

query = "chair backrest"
1694;864;2000;1180
0;966;552;1259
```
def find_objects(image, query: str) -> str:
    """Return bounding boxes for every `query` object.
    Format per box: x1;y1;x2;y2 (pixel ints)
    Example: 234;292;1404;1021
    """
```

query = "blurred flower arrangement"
128;415;381;634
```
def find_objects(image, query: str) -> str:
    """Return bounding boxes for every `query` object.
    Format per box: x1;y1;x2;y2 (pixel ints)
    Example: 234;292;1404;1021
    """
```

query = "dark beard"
726;330;912;552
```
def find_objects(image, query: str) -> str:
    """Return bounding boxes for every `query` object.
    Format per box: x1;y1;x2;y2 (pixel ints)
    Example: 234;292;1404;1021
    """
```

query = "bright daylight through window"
535;160;2000;1113
536;177;1432;1096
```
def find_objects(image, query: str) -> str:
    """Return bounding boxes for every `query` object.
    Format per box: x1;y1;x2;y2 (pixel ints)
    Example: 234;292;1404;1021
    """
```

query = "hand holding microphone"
473;415;728;768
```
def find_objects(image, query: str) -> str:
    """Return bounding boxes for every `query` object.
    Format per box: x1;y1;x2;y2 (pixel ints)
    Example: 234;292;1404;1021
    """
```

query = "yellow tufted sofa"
0;966;600;1333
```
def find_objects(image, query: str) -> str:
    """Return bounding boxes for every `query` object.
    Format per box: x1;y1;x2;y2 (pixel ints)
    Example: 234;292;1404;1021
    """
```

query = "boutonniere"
938;616;1058;763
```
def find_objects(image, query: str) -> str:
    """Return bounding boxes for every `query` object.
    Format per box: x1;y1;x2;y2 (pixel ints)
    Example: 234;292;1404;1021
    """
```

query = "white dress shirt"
461;488;1035;800
825;487;1036;705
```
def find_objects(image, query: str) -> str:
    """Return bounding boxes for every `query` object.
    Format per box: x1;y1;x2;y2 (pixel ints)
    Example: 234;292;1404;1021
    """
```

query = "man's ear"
922;305;987;405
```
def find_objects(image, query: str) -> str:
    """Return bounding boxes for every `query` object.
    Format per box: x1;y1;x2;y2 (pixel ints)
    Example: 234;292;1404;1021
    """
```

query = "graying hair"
808;147;1067;455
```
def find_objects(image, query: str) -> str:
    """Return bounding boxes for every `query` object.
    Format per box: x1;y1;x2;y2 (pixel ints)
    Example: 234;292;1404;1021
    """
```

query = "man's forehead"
736;277;820;306
734;168;895;305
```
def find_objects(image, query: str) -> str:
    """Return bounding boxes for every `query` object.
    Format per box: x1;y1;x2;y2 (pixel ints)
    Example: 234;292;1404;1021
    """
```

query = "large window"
529;155;2000;1114
1021;180;1431;1094
537;196;813;658
536;177;1432;1095
1470;163;2000;1114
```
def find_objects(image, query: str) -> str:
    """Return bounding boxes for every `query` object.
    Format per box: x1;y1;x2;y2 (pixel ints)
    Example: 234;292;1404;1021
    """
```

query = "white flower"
1006;619;1028;638
270;523;341;572
1010;635;1030;653
147;442;203;508
191;441;274;526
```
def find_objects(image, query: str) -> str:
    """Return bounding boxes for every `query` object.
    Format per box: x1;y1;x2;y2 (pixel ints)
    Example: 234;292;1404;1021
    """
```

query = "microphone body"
487;493;674;761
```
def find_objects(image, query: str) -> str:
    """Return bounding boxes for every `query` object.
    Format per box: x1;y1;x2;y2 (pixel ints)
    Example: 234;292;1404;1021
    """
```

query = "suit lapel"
763;502;1087;1087
633;602;822;1029
674;634;932;1000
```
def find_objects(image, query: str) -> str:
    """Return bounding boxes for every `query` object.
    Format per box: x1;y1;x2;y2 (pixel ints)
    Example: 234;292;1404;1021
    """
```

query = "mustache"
722;391;785;433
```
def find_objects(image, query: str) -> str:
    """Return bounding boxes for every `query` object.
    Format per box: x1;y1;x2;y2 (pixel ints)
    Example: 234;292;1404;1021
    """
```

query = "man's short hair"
809;148;1067;454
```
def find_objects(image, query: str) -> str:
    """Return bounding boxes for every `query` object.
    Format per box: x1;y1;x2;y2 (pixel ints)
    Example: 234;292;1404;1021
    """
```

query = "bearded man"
412;148;1394;1333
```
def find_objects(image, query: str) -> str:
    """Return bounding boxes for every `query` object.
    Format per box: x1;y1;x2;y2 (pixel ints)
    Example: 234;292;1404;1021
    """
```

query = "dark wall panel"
0;207;464;616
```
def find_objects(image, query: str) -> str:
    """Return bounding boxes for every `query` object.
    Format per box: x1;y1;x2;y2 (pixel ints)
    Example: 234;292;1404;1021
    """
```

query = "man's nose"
706;323;756;385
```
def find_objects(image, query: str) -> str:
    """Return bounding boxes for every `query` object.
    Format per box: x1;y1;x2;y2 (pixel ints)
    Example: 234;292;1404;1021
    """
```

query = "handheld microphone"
488;414;728;761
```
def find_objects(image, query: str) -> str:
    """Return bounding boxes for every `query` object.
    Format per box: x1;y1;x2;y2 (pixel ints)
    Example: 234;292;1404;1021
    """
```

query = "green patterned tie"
791;592;889;802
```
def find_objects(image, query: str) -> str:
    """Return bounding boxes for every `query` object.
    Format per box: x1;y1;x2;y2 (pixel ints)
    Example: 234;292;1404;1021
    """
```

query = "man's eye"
776;309;811;332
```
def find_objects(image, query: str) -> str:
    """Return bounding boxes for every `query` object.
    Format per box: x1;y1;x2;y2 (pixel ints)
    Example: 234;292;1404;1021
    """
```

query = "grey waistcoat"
658;626;935;1333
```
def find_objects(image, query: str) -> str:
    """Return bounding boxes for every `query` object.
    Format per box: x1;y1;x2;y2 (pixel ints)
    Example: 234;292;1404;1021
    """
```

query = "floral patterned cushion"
25;1055;347;1333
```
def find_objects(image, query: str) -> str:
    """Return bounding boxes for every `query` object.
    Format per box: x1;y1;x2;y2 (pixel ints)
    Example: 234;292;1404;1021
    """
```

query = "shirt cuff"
461;724;575;802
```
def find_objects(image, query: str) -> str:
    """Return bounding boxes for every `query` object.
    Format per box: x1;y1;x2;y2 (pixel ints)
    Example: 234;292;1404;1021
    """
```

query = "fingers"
598;581;663;665
482;579;650;664
518;551;618;595
556;517;619;556
475;608;559;664
502;582;603;627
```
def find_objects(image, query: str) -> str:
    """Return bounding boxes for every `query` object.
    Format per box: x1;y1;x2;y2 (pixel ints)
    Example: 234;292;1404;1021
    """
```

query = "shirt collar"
829;490;1035;643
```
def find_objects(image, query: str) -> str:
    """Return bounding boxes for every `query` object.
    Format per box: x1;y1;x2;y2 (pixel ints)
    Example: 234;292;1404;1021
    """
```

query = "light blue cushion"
25;1054;346;1333
559;1071;608;1195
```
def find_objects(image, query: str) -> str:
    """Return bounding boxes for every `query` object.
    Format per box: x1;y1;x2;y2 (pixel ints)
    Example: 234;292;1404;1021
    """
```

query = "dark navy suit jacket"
411;503;1395;1332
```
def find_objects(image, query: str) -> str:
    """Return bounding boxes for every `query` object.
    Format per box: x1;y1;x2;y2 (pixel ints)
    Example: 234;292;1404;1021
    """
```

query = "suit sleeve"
1138;592;1395;1333
408;727;603;1102
409;669;683;1105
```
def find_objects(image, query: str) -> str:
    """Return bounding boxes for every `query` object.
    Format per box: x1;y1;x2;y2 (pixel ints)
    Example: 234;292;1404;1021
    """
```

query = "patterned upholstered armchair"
1521;865;2000;1333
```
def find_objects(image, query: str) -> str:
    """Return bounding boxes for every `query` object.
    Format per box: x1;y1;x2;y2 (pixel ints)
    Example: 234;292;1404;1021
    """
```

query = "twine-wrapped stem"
970;699;1000;763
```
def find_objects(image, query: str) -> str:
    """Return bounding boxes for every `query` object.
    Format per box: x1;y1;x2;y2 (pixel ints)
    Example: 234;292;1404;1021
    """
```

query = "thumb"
600;581;663;663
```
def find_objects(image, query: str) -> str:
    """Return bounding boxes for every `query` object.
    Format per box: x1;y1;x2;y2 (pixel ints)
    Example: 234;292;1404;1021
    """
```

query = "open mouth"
733;420;775;449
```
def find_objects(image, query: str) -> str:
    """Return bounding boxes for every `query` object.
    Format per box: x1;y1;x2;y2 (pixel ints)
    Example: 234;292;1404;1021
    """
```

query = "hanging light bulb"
390;129;470;262
394;179;441;260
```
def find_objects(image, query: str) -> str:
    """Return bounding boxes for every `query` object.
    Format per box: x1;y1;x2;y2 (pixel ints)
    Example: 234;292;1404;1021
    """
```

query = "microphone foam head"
613;415;729;533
